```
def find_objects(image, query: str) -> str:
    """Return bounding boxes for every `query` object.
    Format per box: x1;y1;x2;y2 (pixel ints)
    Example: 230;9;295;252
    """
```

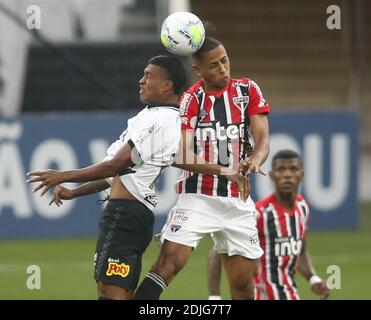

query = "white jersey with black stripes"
103;104;181;210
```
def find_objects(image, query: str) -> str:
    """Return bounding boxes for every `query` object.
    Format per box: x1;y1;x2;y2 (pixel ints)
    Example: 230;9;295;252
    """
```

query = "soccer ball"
160;12;205;56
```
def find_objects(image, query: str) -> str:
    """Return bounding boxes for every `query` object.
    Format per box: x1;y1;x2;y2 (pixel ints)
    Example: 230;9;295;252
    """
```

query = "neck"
274;191;297;211
202;79;229;94
204;84;221;93
147;95;179;105
154;94;178;105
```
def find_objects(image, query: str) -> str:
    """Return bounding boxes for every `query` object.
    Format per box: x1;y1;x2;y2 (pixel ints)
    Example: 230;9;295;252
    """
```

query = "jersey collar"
147;103;179;109
200;79;232;98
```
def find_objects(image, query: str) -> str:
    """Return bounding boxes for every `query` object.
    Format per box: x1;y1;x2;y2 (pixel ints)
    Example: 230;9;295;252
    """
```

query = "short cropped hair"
271;149;302;167
192;37;223;60
148;55;187;95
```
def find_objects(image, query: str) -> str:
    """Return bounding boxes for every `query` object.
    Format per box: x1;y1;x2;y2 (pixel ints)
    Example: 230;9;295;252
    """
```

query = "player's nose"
139;75;146;86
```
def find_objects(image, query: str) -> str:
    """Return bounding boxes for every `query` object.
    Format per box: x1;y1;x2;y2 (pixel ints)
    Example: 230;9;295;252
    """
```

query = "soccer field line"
1;253;371;273
311;253;371;264
0;261;92;273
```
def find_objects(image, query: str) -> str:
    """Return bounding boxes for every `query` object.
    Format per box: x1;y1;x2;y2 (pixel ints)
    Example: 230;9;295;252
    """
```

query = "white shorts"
158;193;263;260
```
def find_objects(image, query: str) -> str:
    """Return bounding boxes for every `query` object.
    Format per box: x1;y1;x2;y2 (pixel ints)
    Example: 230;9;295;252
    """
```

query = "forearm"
173;162;232;176
249;137;269;165
173;153;235;176
249;114;270;165
62;160;127;184
72;179;111;198
298;250;317;281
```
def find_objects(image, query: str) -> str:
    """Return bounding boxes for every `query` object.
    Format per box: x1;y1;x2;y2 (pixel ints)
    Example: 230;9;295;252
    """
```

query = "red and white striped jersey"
254;194;310;300
175;78;270;197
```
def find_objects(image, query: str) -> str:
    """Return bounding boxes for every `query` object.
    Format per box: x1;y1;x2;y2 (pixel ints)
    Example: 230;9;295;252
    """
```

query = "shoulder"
232;78;250;85
256;194;275;211
151;107;180;124
185;81;203;94
231;77;264;88
296;194;310;215
179;83;203;117
296;194;304;201
180;81;202;101
179;92;197;116
296;194;308;207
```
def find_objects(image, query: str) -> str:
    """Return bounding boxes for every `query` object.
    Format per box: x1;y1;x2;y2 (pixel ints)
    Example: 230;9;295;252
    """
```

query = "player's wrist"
309;274;322;286
220;167;236;177
208;295;222;300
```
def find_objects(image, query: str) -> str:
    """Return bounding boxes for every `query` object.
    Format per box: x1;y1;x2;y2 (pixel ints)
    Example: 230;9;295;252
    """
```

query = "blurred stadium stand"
20;0;190;112
1;0;369;199
22;42;170;112
20;0;370;146
191;0;370;149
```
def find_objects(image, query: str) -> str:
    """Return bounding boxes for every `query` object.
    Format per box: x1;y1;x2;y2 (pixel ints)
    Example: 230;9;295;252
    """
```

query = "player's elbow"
105;157;131;176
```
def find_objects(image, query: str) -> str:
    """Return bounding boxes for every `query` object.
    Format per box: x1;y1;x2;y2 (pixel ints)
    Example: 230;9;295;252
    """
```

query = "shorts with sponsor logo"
158;194;263;260
94;199;154;290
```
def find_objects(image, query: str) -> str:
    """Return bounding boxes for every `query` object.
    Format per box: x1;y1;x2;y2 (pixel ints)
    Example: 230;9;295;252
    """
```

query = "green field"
1;203;370;300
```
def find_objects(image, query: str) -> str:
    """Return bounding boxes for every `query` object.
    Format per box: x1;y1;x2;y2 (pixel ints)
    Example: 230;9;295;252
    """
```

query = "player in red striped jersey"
207;150;330;300
134;37;270;300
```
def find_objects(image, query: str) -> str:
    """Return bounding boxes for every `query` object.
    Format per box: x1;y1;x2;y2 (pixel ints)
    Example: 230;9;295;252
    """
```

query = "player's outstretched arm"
49;179;111;207
298;240;330;300
27;142;134;196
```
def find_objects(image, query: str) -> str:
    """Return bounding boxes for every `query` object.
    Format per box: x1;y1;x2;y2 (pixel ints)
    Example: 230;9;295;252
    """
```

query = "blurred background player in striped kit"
207;149;331;300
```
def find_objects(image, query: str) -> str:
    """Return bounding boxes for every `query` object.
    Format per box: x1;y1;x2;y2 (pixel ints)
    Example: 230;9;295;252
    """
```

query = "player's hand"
26;169;64;196
49;185;75;207
239;158;266;176
311;281;330;300
224;172;250;201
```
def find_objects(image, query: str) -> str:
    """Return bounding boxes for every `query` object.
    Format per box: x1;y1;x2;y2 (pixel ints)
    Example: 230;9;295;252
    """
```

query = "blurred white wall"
25;0;134;42
168;0;189;13
0;0;29;116
359;154;371;201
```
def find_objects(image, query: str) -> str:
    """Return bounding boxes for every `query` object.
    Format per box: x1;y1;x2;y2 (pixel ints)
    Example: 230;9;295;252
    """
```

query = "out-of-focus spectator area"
0;0;369;199
2;0;368;146
194;0;370;147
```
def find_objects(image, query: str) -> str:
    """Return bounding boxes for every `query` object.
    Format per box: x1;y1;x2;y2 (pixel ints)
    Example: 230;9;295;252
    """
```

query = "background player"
207;149;331;300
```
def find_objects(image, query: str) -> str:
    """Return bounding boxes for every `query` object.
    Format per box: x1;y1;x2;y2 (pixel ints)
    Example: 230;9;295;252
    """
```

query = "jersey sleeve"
129;111;181;166
247;80;271;116
178;91;200;131
302;198;310;236
104;138;124;160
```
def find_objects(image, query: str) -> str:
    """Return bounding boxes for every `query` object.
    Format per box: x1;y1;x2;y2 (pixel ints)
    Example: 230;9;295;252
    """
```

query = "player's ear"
300;170;304;180
192;63;201;78
269;170;273;180
164;79;173;92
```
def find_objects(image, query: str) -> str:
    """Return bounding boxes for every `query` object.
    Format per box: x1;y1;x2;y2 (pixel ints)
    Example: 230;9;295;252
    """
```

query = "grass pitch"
1;203;370;300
